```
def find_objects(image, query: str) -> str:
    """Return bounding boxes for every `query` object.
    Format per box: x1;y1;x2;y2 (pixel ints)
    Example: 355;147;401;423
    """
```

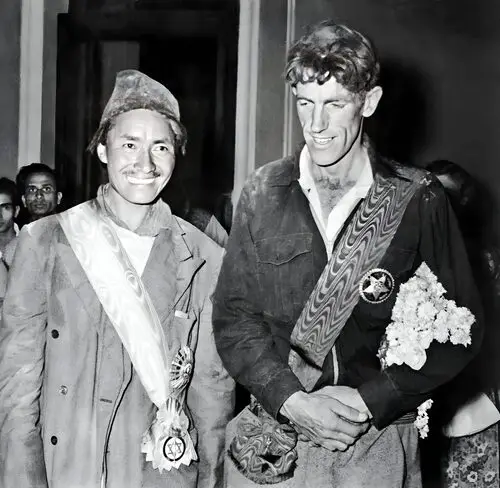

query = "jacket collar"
268;135;408;187
95;184;172;237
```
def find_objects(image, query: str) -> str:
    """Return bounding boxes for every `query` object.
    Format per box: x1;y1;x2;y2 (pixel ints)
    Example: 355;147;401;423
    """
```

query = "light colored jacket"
0;202;235;488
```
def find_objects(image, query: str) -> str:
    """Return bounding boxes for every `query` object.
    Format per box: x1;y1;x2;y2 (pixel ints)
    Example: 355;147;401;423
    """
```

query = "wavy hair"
285;21;380;95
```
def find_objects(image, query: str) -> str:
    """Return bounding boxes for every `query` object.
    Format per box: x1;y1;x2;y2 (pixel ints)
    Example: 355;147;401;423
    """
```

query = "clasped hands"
280;386;372;452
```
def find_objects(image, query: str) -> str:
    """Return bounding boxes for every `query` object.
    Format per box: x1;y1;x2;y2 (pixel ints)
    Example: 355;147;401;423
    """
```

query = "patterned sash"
289;171;422;390
57;200;172;406
59;201;200;473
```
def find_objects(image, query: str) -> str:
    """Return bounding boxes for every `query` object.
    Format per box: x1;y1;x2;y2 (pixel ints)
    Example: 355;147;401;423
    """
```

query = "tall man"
213;21;483;487
0;70;234;488
16;163;63;225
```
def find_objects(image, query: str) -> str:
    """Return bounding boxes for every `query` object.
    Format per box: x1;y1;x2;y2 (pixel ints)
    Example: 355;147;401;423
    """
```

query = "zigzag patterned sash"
289;172;421;391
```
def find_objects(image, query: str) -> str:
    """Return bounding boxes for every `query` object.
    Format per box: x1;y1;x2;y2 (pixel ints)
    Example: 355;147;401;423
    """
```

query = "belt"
393;411;417;425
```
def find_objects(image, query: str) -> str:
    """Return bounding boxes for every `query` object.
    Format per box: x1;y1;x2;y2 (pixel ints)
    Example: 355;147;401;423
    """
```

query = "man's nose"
34;190;44;200
134;149;156;173
311;106;328;133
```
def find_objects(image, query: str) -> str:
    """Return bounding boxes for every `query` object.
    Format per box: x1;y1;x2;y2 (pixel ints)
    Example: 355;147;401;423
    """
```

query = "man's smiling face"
294;76;379;168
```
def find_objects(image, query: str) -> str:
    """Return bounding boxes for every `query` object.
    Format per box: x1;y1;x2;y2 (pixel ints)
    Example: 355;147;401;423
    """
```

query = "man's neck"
309;139;368;221
310;139;367;187
106;188;151;231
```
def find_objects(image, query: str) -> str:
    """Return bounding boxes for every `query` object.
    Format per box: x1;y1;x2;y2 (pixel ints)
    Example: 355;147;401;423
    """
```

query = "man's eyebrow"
118;134;141;141
297;96;350;103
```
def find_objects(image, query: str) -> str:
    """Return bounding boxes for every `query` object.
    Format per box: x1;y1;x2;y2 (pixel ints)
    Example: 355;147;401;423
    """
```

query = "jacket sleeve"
188;261;235;488
358;178;484;429
212;181;304;420
0;224;49;487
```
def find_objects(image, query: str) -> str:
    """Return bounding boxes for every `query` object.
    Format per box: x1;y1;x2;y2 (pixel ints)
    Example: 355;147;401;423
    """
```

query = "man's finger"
321;439;350;452
326;415;370;439
328;399;368;423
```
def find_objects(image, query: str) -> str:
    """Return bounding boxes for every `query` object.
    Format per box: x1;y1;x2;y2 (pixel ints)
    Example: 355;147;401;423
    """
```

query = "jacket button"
51;436;58;445
51;329;59;339
59;385;68;395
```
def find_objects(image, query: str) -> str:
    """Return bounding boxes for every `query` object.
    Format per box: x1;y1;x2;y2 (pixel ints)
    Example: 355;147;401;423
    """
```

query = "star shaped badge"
359;268;394;304
163;436;186;462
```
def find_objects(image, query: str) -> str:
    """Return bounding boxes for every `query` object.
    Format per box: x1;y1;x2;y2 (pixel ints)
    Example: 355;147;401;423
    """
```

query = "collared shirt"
96;184;172;237
109;221;155;276
297;146;373;259
96;184;171;275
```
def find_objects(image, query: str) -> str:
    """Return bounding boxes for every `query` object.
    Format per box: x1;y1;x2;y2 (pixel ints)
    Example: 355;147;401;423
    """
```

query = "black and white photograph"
0;1;499;487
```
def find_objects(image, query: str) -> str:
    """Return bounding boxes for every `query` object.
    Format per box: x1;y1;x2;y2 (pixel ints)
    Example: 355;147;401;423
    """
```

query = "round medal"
163;435;186;462
359;268;394;304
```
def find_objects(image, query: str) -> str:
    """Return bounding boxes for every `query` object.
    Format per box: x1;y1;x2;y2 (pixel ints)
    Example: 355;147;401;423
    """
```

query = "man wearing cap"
0;70;234;488
212;21;483;487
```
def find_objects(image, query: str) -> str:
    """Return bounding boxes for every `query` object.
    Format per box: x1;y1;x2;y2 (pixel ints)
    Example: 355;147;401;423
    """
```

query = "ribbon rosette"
141;346;198;472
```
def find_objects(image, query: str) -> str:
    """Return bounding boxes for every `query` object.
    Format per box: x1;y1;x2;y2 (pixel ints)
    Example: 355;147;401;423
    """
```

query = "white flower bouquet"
377;262;475;437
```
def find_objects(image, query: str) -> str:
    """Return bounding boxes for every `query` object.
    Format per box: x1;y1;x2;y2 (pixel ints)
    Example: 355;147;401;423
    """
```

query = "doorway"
55;1;239;216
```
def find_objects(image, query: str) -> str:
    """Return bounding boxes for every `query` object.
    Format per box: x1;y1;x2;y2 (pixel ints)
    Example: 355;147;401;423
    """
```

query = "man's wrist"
356;389;373;419
279;390;307;422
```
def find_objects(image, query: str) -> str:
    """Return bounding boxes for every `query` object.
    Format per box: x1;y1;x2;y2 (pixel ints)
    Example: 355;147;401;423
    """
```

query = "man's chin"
124;191;161;206
30;209;52;217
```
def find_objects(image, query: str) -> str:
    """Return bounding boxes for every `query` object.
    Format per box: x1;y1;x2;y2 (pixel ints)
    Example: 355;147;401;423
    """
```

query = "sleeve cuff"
258;369;304;420
358;371;403;429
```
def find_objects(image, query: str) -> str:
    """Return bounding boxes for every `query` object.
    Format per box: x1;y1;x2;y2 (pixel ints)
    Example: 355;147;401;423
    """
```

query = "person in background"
0;69;234;488
213;21;483;488
0;177;20;267
424;160;500;488
16;163;62;226
162;181;228;247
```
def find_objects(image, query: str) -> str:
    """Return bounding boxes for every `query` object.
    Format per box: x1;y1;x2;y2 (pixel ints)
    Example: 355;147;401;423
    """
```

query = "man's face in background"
22;172;62;220
0;193;18;233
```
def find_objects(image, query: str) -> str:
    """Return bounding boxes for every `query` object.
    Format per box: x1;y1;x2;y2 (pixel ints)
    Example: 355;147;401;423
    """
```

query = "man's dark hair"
285;21;380;95
0;177;18;206
16;163;58;194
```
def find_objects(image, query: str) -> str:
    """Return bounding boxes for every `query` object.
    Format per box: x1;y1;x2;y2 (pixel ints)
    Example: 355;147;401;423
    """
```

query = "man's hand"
317;386;373;419
279;390;370;452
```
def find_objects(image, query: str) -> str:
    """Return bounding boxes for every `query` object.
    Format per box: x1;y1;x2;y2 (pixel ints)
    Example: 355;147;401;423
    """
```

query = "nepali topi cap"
88;69;182;152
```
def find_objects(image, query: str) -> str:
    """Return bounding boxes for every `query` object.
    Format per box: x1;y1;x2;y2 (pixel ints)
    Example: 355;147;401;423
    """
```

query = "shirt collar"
298;145;374;198
95;184;172;237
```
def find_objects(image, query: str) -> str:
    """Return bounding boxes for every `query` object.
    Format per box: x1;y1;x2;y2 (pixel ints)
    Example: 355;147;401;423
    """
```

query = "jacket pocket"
254;234;313;319
255;233;312;265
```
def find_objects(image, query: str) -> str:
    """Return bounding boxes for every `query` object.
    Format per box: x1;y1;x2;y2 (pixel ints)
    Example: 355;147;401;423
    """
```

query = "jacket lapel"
55;240;104;334
55;215;205;340
141;222;205;325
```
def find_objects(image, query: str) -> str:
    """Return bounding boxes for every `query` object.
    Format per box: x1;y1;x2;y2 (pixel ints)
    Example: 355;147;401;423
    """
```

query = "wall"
0;0;21;180
292;0;500;228
41;0;70;168
254;0;288;167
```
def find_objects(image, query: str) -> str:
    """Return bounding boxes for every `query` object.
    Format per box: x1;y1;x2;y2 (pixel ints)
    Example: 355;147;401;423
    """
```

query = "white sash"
57;202;197;474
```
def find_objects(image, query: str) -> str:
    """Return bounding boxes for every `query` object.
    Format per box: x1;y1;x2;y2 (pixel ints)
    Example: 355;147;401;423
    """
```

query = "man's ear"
14;205;20;218
97;143;108;164
57;193;63;206
362;86;383;118
21;195;26;208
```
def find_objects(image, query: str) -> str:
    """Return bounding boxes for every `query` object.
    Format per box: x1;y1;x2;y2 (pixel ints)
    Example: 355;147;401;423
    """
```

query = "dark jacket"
212;148;483;430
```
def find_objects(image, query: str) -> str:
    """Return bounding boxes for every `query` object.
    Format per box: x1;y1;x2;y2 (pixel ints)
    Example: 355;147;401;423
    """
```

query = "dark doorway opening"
55;2;239;217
